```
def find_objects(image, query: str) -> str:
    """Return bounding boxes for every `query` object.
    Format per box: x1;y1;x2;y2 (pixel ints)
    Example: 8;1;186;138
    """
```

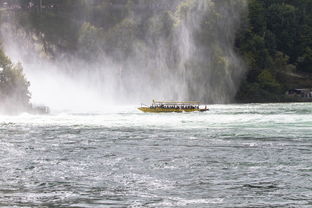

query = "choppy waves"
0;103;312;207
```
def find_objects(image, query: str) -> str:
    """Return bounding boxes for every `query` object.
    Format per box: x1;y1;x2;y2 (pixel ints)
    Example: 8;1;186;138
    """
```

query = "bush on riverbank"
0;48;31;113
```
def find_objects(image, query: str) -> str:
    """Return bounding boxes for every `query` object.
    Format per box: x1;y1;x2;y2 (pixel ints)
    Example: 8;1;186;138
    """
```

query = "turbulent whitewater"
1;103;312;207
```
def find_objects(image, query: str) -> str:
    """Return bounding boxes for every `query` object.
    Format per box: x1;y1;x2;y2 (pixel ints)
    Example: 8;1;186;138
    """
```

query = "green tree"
0;49;31;113
257;69;281;93
298;47;312;72
248;0;266;35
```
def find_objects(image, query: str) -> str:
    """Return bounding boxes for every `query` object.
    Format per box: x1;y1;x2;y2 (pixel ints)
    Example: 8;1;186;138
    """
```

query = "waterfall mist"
0;0;247;112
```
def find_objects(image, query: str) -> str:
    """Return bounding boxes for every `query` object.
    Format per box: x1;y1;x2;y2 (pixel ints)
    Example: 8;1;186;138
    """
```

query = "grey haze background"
0;0;247;111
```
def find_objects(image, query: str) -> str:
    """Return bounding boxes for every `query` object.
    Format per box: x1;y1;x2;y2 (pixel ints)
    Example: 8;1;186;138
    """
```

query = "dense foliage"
236;0;312;102
0;48;31;113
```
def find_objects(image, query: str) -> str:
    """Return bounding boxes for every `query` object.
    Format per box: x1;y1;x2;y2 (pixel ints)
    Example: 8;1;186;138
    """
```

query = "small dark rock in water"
243;183;278;189
29;105;50;114
0;105;50;115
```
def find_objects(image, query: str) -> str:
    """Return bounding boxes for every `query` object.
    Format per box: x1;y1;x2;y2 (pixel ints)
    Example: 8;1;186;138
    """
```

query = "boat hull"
138;107;208;113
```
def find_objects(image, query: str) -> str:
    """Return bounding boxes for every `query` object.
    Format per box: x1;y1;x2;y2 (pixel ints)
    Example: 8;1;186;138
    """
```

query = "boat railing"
152;100;200;105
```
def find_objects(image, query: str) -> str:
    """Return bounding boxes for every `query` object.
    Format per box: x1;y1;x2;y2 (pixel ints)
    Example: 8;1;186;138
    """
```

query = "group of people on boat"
150;105;199;109
138;100;208;112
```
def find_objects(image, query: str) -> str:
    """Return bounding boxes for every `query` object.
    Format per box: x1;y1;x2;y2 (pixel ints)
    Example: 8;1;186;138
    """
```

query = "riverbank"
236;70;312;103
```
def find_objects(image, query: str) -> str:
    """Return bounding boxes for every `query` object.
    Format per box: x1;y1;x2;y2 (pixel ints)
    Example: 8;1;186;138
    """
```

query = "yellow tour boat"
138;100;209;113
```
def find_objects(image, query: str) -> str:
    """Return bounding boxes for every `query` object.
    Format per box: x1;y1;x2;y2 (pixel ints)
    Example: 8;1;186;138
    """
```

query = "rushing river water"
0;103;312;207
